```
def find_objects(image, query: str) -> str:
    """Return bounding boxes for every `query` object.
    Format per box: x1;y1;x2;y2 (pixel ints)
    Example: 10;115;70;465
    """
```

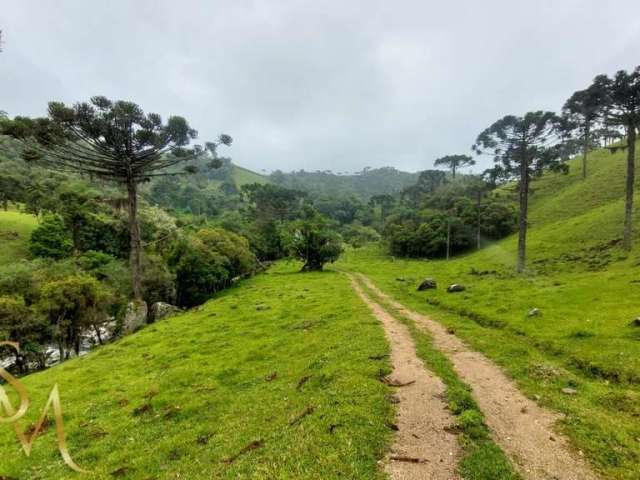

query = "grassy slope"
338;144;640;479
0;264;393;479
0;208;37;264
231;165;269;187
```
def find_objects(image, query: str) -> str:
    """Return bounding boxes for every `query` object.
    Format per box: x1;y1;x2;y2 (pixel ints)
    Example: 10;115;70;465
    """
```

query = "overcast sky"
2;1;640;174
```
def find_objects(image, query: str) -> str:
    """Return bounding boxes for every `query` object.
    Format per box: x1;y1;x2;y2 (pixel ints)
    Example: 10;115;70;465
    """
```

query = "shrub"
29;214;73;259
169;228;257;308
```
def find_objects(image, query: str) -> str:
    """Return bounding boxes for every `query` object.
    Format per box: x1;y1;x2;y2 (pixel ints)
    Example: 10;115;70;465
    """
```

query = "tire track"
349;275;461;479
356;273;599;480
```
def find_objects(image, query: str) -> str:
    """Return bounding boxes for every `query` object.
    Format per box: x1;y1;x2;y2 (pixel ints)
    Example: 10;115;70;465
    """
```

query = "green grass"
337;144;640;479
355;275;520;480
0;208;37;264
231;165;269;187
0;263;394;479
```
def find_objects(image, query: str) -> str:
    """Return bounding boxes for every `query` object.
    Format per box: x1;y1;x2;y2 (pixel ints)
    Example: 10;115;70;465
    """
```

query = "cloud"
2;0;640;173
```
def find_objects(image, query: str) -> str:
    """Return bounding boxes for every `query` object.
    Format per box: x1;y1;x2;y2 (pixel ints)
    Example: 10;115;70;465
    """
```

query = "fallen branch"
289;405;315;426
389;455;426;463
222;439;264;464
383;377;416;387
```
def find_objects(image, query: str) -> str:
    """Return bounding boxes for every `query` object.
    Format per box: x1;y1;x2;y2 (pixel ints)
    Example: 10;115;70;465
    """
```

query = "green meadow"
0;264;394;479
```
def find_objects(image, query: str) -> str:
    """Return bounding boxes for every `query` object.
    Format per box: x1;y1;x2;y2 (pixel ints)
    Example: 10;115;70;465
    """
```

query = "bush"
169;228;257;308
29;214;73;259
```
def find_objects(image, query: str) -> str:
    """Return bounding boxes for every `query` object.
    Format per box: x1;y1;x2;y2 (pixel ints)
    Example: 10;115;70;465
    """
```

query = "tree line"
425;65;640;272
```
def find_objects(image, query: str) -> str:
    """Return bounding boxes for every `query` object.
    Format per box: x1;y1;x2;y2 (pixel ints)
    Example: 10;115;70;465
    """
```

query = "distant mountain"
269;167;419;199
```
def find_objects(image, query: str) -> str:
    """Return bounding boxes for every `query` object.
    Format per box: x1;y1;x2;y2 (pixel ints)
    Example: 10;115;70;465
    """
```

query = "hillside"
339;142;640;479
231;165;269;187
270;167;419;200
0;264;394;479
0;208;37;264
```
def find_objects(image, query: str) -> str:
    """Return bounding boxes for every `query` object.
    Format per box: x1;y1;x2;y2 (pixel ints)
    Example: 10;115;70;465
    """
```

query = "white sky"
2;1;640;173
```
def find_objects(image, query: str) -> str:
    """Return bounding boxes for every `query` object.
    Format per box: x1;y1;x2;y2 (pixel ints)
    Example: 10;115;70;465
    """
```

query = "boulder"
417;278;437;291
528;308;541;317
123;300;148;333
561;387;577;396
149;302;181;322
447;284;465;293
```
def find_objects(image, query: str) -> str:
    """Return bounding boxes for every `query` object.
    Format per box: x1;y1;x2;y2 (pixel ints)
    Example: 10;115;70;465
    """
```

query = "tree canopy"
434;154;475;178
473;111;564;272
0;97;231;299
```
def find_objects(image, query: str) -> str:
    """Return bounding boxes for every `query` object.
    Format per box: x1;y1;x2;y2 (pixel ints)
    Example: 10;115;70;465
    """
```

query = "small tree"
473;112;563;272
36;275;109;360
592;68;640;251
434;154;475;179
563;81;608;179
0;296;51;372
0;97;231;300
283;207;342;271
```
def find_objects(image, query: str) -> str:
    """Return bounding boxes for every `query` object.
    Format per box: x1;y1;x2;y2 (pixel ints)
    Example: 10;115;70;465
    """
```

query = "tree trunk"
127;177;143;300
94;324;103;345
582;124;590;180
623;126;636;251
452;164;456;179
517;157;529;273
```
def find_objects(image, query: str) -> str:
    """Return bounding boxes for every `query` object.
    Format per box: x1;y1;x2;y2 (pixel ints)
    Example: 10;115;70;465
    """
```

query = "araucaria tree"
473;112;563;273
563;81;607;179
592;67;640;251
434;154;475;179
0;97;231;299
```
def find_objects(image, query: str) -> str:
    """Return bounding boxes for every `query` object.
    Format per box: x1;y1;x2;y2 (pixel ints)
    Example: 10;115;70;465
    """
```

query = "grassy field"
337;144;640;479
0;208;37;264
0;263;394;479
